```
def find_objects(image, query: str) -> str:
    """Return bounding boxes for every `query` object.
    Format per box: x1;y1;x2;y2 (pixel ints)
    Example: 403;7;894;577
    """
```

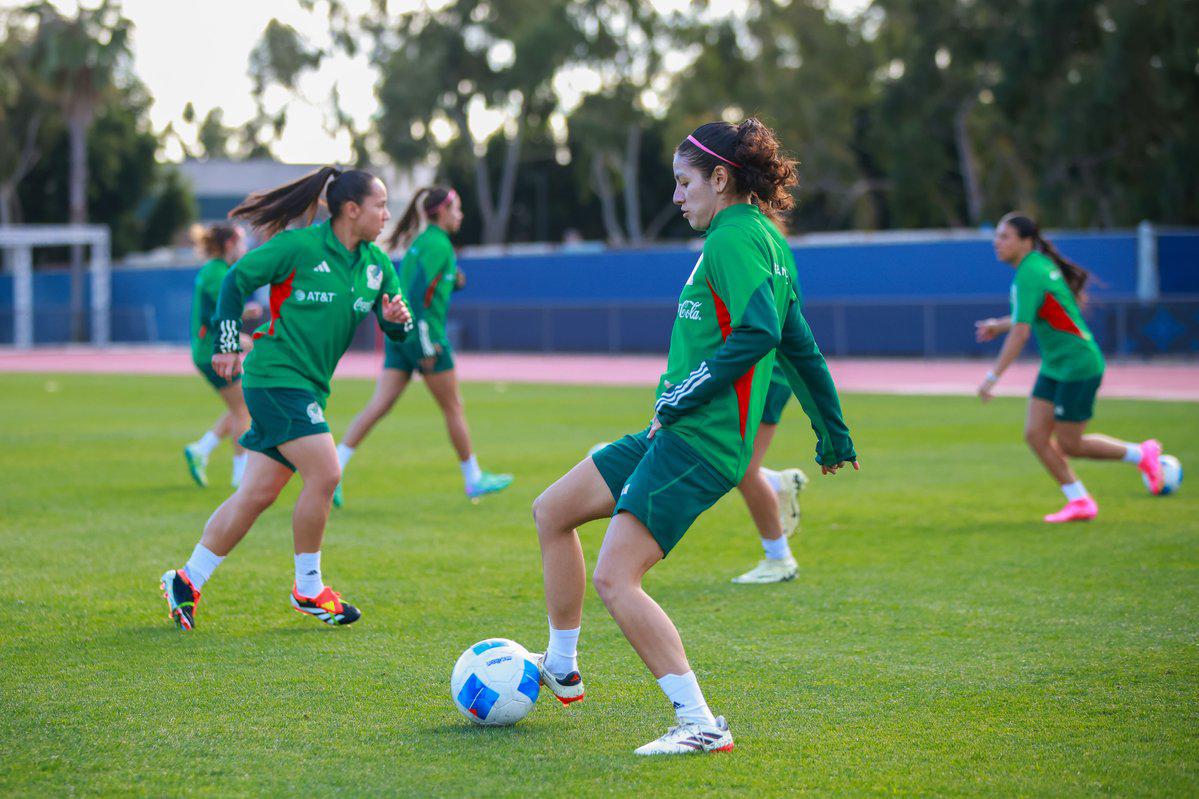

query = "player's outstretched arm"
776;300;857;471
978;322;1030;402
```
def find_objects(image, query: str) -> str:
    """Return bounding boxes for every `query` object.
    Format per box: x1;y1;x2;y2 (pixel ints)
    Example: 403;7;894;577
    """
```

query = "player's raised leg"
425;368;512;499
333;367;411;507
1054;423;1166;495
162;451;293;630
592;512;733;755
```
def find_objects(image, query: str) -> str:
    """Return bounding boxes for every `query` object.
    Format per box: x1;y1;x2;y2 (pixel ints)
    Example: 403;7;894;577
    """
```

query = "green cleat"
184;445;208;488
332;481;344;509
466;471;513;500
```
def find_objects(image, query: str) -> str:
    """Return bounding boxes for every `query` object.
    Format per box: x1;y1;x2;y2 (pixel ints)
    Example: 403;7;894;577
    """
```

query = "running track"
2;347;1196;401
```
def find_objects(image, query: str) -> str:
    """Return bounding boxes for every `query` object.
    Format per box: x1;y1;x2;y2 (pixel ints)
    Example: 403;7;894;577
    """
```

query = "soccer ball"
451;638;540;726
1143;454;1183;496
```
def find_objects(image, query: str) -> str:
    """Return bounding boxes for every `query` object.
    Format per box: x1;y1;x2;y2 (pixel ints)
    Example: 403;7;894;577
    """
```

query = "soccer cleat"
290;584;361;626
1138;439;1165;495
776;467;808;538
161;569;200;631
332;482;344;509
731;555;799;584
466;471;514;500
184;445;209;488
531;653;585;705
1044;496;1098;523
634;716;734;756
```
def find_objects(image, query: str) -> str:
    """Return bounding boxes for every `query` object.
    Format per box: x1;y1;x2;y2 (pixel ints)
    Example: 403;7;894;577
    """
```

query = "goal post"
0;225;111;348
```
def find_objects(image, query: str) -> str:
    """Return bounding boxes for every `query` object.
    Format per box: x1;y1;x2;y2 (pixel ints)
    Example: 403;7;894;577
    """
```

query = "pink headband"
686;134;742;169
425;189;458;215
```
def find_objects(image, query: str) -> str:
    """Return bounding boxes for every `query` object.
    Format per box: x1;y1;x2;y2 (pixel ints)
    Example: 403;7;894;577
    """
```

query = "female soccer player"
531;119;857;755
976;212;1166;522
333;186;511;505
160;167;412;631
183;223;261;489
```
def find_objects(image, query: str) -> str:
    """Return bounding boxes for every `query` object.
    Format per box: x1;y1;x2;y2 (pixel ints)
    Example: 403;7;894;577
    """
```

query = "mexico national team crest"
306;402;325;424
367;263;383;291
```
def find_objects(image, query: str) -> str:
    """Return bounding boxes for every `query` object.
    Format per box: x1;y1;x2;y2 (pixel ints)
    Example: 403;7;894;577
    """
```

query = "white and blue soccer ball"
451;638;540;726
1144;454;1183;496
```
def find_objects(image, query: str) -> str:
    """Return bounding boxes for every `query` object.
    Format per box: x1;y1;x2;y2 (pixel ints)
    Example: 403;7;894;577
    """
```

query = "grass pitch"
1;372;1196;797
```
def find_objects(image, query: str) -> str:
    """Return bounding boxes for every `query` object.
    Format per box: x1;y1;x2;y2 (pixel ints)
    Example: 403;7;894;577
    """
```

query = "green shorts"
1031;371;1103;422
195;359;239;391
591;427;734;557
383;337;455;375
761;376;791;426
240;387;330;471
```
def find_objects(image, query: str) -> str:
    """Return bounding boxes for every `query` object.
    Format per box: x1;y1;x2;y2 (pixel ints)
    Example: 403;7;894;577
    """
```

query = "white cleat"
777;468;808;538
634;716;734;755
530;653;585;705
731;555;798;584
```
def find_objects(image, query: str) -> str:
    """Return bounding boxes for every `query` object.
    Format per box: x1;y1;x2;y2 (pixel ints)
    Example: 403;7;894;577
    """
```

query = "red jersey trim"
424;272;443;308
255;269;296;340
1037;293;1084;338
706;278;754;439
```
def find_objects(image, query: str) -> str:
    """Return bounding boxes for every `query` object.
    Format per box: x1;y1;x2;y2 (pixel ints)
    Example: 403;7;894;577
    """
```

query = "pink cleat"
1044;497;1098;523
1138;439;1165;494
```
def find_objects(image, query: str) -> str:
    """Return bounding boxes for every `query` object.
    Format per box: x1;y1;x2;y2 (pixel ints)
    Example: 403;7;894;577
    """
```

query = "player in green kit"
530;119;857;755
976;212;1170;522
160;167;413;631
333;186;512;504
183;222;261;489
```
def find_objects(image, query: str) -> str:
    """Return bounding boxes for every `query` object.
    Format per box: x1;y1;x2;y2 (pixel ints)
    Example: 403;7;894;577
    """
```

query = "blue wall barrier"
2;231;1196;355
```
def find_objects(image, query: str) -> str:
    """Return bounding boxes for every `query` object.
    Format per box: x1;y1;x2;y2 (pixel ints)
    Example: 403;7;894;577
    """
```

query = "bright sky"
3;0;871;164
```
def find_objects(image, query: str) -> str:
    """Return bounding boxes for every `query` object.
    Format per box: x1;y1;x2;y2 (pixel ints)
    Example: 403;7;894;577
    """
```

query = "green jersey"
401;224;458;357
1010;250;1104;380
190;258;229;366
213;221;412;404
654;203;855;482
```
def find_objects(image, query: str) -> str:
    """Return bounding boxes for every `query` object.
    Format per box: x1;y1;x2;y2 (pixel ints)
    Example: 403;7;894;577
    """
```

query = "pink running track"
2;347;1196;401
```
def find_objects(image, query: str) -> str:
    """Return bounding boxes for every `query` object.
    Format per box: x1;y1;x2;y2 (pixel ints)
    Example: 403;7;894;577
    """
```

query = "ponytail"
386;186;455;252
230;167;381;238
190;222;239;260
999;212;1090;304
675;117;798;224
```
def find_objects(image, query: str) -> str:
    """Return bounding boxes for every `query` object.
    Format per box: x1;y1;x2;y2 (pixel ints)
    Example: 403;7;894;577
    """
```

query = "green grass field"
2;372;1197;797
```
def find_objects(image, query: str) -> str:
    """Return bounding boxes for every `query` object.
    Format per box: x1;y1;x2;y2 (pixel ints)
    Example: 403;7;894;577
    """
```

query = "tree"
0;15;52;227
22;0;133;340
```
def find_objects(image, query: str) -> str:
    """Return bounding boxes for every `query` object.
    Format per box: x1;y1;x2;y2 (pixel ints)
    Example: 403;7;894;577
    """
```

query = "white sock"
1061;481;1089;502
545;621;580;676
761;536;792;560
759;467;782;492
460;454;482;485
294;551;323;598
336;443;355;470
231;453;248;485
193;431;220;457
1122;443;1143;464
657;671;716;725
183;543;223;591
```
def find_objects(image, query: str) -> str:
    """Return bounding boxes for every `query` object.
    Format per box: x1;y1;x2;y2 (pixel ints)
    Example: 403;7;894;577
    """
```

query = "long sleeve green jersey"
1009;251;1104;380
212;220;412;404
654;203;854;482
190;258;229;366
400;224;457;357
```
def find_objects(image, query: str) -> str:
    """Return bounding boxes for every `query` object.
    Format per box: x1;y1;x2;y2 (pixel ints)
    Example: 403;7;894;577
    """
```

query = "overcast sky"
3;0;871;164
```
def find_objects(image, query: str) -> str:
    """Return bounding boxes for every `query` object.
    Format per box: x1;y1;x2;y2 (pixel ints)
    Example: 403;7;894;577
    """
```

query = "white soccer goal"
0;225;111;348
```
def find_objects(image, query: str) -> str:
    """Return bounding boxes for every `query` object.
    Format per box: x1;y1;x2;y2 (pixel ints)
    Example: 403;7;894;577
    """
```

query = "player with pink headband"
333;186;513;504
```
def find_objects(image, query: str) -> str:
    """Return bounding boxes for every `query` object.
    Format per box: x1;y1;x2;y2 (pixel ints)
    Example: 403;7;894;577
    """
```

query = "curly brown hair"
676;118;798;224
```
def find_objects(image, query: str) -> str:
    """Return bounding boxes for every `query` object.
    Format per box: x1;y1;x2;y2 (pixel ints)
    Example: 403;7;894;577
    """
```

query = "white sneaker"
731;555;798;584
530;653;585;704
777;467;808;537
634;716;734;755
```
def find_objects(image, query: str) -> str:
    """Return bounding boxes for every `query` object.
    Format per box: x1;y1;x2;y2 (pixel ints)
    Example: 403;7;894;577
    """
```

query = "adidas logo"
314;261;331;273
